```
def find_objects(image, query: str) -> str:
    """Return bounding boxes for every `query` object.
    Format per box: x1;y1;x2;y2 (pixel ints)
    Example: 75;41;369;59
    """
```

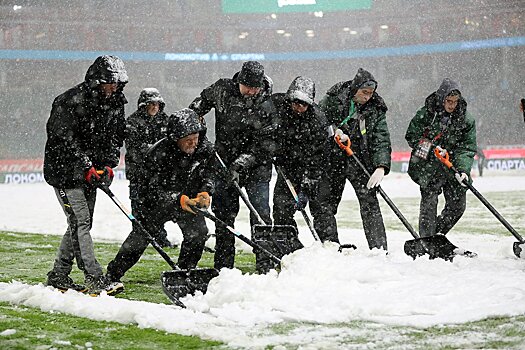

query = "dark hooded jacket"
125;88;169;183
260;76;329;195
320;68;391;175
405;79;477;188
188;70;274;184
139;108;215;215
44;55;128;188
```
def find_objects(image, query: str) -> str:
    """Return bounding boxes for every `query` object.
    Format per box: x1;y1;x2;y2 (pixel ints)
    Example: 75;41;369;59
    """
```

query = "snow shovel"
162;208;284;302
215;152;303;272
334;136;474;261
194;206;282;266
274;164;357;251
434;148;525;258
96;181;219;308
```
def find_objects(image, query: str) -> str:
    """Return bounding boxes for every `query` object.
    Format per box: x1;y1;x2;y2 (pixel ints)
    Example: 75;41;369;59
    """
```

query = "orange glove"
180;195;197;214
195;192;211;209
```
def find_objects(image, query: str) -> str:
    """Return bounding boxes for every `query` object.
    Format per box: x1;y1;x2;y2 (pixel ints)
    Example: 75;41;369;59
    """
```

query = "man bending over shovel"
106;109;215;287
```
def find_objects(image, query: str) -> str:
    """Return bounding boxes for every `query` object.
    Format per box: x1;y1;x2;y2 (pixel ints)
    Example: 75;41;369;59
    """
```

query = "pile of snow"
1;174;525;348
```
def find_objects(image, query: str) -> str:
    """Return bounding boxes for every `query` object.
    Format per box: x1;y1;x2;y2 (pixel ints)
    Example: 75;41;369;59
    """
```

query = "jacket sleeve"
125;117;151;165
301;110;329;193
452;113;477;174
319;93;341;128
48;98;92;169
188;80;220;117
405;107;427;149
105;104;126;168
231;104;277;172
369;111;392;174
195;138;216;195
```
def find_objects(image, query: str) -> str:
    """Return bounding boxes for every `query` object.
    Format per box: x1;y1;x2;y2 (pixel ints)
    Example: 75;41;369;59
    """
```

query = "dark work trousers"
106;206;208;281
418;175;467;237
50;185;103;278
272;174;302;231
212;179;271;270
129;182;168;244
310;164;388;250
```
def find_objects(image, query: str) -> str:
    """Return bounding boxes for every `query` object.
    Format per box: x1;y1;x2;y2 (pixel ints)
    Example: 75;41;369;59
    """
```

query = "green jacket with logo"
405;92;477;188
320;69;391;175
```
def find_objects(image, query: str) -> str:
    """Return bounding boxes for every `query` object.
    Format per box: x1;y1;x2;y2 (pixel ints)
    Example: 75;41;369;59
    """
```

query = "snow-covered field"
1;172;525;348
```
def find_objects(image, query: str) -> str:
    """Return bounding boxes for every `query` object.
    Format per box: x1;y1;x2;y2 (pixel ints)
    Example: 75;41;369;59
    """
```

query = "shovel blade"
513;241;525;259
252;224;302;274
404;235;462;261
161;268;219;307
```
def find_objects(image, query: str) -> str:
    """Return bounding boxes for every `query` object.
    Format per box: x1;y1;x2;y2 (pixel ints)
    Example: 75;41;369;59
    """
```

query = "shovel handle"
434;148;453;169
98;184;180;270
215;152;267;225
274;165;321;241
334;136;353;156
194;207;281;264
433;148;525;244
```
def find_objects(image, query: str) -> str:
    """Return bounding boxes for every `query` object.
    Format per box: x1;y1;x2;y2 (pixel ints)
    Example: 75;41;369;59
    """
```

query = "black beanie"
238;61;265;88
167;108;205;142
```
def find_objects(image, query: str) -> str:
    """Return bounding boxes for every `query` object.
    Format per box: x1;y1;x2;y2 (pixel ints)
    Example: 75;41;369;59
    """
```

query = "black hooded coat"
260;76;329;195
44;55;128;188
189;70;274;184
125;88;169;184
138;109;215;217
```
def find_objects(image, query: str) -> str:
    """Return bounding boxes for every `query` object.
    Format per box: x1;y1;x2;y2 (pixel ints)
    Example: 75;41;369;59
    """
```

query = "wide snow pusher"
99;183;299;307
334;136;476;261
161;207;297;306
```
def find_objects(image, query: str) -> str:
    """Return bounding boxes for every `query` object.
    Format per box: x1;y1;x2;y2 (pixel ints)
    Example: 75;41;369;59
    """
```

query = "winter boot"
85;274;124;296
46;271;87;293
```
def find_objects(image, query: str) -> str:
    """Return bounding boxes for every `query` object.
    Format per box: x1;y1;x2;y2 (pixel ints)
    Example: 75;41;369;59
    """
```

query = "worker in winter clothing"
44;55;128;295
261;76;329;231
189;61;274;270
125;88;172;248
314;68;391;249
405;78;477;237
106;109;214;284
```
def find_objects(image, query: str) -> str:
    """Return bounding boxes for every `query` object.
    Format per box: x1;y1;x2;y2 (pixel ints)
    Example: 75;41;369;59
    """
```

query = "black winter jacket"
140;137;215;215
44;59;127;188
261;93;329;195
189;71;274;184
125;109;169;183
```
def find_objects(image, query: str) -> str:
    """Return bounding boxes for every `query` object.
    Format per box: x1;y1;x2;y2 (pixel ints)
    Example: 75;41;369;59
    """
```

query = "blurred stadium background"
1;0;524;159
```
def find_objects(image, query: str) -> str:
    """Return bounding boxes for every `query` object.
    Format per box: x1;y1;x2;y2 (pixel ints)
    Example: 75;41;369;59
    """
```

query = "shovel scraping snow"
334;137;476;261
97;183;219;308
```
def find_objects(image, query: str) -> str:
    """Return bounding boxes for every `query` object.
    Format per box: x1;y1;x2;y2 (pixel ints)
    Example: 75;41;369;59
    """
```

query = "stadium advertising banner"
0;159;125;184
222;0;372;14
1;148;525;184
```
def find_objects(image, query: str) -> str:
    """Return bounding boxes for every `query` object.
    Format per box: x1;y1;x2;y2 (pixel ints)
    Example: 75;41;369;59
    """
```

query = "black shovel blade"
513;241;525;259
404;235;465;261
252;224;302;274
161;268;219;308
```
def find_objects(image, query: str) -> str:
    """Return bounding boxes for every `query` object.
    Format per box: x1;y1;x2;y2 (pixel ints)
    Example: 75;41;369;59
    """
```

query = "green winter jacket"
320;68;391;174
405;92;477;188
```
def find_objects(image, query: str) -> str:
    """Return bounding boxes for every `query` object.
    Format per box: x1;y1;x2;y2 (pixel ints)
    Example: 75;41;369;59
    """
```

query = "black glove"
226;169;240;185
294;192;309;211
227;155;249;184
